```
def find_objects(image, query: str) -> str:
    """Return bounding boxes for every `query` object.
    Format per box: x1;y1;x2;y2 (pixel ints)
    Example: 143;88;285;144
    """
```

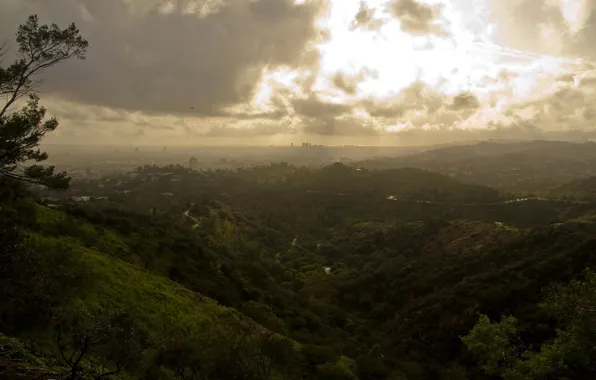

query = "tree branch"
71;336;90;373
57;331;72;366
0;169;46;187
0;31;83;119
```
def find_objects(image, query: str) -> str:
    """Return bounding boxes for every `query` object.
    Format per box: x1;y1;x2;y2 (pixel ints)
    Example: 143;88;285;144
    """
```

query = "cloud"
301;115;379;136
361;81;447;119
45;97;178;129
197;122;298;137
291;95;351;118
290;94;378;135
566;7;596;59
4;0;596;145
499;66;596;132
350;1;384;31
389;0;449;36
486;0;596;58
0;0;327;117
385;123;596;146
486;0;568;55
330;69;375;95
331;73;359;95
450;92;480;110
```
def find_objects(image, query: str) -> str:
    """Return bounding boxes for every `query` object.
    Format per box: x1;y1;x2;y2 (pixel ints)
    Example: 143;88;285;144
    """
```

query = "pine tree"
0;15;88;189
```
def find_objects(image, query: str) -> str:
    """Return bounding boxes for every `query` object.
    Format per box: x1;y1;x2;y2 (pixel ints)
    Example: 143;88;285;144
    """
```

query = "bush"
316;361;359;380
0;224;92;330
241;300;287;334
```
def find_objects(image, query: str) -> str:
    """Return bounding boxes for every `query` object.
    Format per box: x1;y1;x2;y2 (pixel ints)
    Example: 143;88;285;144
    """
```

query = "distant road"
183;209;200;229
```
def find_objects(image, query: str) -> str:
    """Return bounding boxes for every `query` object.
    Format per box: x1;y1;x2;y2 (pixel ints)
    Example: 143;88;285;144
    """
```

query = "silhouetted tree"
56;307;147;380
0;15;88;189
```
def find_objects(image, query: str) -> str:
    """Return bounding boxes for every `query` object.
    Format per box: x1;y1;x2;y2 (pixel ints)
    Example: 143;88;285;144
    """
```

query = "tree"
157;316;296;380
56;307;148;380
462;269;596;380
0;15;88;189
0;211;91;330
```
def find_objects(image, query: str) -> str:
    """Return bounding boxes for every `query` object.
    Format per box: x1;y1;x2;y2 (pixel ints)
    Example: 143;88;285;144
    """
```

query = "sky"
1;0;596;146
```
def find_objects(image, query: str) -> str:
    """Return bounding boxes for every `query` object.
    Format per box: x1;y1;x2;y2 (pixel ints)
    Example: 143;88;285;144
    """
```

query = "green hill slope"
353;141;596;191
550;176;596;199
0;200;308;379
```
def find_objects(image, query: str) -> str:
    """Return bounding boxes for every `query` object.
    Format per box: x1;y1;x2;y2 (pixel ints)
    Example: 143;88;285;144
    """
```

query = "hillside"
353;141;596;191
0;199;330;380
7;160;596;379
550;176;596;199
40;164;503;236
295;164;501;202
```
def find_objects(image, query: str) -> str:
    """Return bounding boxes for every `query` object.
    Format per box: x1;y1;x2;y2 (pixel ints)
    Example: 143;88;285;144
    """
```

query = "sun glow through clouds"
4;0;595;145
146;0;596;143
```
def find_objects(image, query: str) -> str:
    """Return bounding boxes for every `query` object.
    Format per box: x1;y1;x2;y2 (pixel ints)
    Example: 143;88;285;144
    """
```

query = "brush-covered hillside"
9;158;596;379
0;196;359;380
354;141;596;191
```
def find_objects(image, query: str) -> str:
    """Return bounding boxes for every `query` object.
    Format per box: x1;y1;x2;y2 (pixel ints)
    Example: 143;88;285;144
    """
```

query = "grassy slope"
32;203;230;327
0;332;64;380
5;201;253;374
30;233;227;329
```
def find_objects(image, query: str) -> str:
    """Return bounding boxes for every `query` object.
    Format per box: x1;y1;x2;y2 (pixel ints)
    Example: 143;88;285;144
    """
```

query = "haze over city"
1;0;595;146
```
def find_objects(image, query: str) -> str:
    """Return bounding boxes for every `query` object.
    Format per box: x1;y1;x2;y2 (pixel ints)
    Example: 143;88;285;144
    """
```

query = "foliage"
461;315;519;376
157;317;295;380
463;270;596;379
316;356;359;380
9;141;596;379
55;306;148;380
25;162;596;379
0;15;87;189
0;212;92;330
0;332;64;378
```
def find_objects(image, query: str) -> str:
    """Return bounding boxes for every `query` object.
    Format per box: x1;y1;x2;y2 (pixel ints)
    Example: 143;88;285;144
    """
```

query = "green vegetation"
0;15;87;189
1;196;302;379
463;269;596;379
0;332;64;379
354;140;596;192
12;159;596;379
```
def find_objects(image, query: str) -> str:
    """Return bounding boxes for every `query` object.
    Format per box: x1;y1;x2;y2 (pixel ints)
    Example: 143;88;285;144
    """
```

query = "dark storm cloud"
0;0;327;116
389;0;448;36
